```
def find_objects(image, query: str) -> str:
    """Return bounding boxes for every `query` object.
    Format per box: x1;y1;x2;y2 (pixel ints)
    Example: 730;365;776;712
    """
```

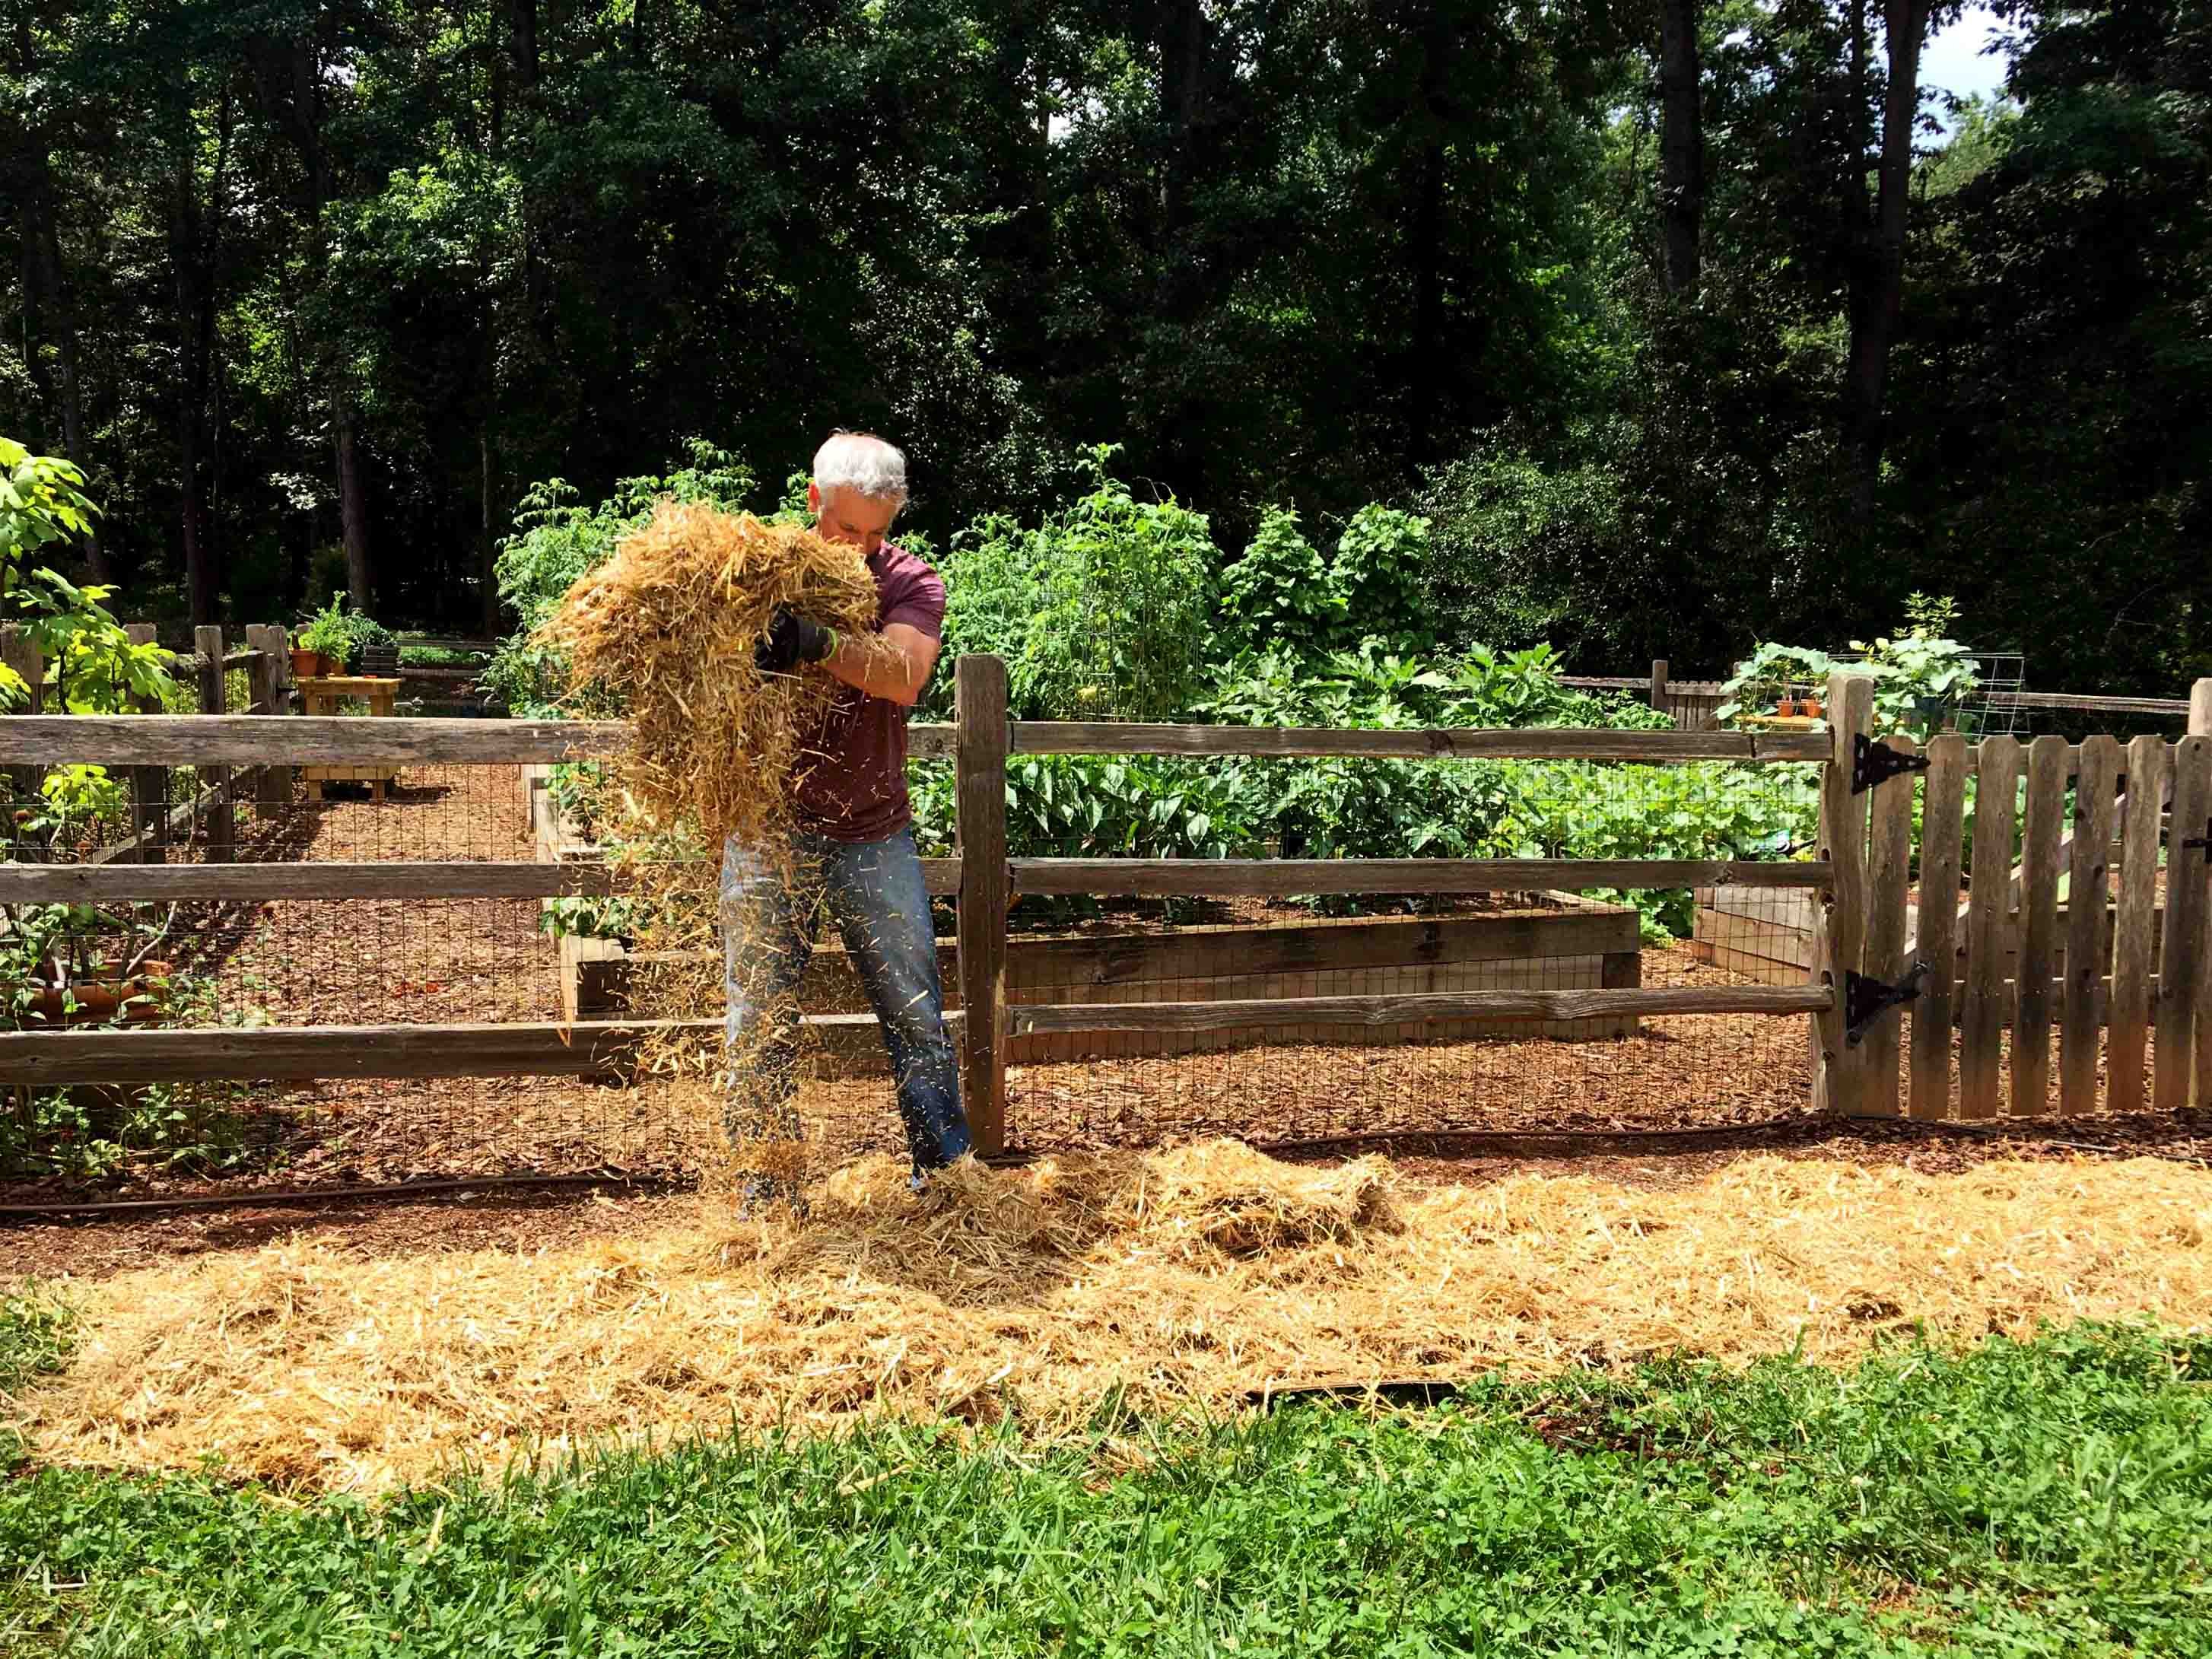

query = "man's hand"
755;608;837;674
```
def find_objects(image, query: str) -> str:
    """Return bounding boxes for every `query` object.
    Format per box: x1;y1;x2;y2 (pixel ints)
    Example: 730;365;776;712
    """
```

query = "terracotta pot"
1801;698;1825;719
21;961;174;1027
1774;699;1799;719
291;647;322;679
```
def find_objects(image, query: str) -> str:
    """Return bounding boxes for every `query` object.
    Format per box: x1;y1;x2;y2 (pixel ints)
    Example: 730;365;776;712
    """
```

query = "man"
723;431;970;1214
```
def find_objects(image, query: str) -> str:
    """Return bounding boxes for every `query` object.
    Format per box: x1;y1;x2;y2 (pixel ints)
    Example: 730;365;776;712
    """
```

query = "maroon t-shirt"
791;542;945;842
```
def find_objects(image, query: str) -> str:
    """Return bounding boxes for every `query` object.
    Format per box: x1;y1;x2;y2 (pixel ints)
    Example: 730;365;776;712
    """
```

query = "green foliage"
1220;508;1346;653
1718;602;1983;741
1330;506;1437;655
939;450;1217;721
396;644;484;669
295;596;397;674
0;437;97;579
1416;449;1628;650
1845;628;1982;741
0;1286;73;1469
0;1085;252;1181
0;443;178;832
4;1326;2208;1654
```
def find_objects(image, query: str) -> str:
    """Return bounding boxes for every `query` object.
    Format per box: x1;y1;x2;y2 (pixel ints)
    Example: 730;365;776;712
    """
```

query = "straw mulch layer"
14;1142;2208;1494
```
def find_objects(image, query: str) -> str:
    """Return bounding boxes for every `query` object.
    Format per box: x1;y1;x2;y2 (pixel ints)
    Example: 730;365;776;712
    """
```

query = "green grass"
1;1312;2207;1656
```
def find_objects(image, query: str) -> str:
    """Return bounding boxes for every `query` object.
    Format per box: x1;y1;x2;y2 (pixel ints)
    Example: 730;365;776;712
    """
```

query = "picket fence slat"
1861;735;1915;1117
2061;737;2121;1114
1908;734;1968;1118
1960;737;2021;1118
2153;737;2210;1111
2012;736;2069;1116
2109;736;2170;1111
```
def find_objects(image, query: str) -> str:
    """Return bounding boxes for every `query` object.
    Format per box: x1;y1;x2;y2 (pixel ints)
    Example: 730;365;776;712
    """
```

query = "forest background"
2;0;2206;695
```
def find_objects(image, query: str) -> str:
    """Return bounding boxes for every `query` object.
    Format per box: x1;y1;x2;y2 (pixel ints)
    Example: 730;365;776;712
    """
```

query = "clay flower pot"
23;961;175;1026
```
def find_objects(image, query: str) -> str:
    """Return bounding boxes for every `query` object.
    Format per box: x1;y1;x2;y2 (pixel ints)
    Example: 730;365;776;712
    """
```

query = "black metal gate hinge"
1851;734;1931;796
1845;962;1929;1047
2182;818;2212;864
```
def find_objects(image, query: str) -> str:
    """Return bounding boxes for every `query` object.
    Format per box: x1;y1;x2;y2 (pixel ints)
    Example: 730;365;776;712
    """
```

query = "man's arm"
821;622;940;707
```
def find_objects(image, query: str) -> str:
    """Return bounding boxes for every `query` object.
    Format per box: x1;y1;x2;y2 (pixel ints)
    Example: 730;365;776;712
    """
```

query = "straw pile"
14;1143;2208;1494
536;500;881;850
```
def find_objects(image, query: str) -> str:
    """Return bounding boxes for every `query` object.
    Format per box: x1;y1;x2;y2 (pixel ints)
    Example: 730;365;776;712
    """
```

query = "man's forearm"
820;628;933;706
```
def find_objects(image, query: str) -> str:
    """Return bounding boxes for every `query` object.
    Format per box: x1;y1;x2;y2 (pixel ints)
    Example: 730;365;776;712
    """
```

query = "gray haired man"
723;433;971;1212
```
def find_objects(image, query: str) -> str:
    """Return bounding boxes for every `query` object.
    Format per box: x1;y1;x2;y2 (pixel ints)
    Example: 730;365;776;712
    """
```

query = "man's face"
809;482;900;558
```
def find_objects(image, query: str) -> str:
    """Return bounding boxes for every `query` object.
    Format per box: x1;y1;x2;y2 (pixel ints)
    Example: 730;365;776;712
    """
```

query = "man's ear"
806;481;822;514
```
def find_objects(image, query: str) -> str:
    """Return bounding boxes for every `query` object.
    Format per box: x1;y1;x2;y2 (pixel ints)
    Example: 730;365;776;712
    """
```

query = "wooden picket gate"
1823;674;2212;1120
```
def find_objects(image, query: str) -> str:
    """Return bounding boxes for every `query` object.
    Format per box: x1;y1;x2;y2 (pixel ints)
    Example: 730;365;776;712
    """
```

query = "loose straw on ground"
12;1143;2208;1494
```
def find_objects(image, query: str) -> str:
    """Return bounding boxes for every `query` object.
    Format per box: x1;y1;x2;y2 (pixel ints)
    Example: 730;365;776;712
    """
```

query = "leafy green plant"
1330;504;1436;655
295;595;397;674
1716;642;1836;725
936;448;1217;720
1221;507;1346;653
396;642;484;668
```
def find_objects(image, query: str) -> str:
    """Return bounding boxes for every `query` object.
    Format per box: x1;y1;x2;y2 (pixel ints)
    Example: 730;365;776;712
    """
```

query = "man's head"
809;432;907;557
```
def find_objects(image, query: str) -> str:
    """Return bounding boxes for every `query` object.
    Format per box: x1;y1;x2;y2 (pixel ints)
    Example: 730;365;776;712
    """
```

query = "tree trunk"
1842;0;1930;508
168;143;221;626
1404;0;1454;463
511;0;538;86
1657;0;1702;297
336;414;370;610
480;423;500;635
11;17;106;580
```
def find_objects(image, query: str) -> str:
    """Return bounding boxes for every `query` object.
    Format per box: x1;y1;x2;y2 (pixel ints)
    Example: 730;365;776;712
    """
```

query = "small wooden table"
297;675;403;801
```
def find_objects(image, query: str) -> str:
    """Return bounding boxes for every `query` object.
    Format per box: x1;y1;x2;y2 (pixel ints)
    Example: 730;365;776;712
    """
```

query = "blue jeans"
720;825;968;1195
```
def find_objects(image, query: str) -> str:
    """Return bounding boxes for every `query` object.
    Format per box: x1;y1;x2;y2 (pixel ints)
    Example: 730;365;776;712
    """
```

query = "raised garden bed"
524;767;1645;1076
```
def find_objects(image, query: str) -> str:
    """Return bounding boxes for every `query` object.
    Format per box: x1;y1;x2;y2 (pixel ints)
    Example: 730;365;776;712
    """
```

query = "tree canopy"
2;0;2206;690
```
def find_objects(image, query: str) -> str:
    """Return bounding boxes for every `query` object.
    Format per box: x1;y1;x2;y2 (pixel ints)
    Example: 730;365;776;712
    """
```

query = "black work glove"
755;608;837;673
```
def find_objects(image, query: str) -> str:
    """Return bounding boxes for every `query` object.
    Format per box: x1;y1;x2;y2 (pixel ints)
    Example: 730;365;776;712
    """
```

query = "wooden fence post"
2194;683;2212;1108
243;625;291;812
1812;672;1874;1114
195;625;233;863
123;624;166;864
1648;659;1669;716
955;653;1010;1157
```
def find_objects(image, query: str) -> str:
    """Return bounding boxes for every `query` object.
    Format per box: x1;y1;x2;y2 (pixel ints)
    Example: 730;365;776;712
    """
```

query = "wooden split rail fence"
0;658;2204;1156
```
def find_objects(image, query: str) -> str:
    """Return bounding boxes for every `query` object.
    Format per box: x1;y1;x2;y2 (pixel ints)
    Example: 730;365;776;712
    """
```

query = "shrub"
937;447;1217;720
